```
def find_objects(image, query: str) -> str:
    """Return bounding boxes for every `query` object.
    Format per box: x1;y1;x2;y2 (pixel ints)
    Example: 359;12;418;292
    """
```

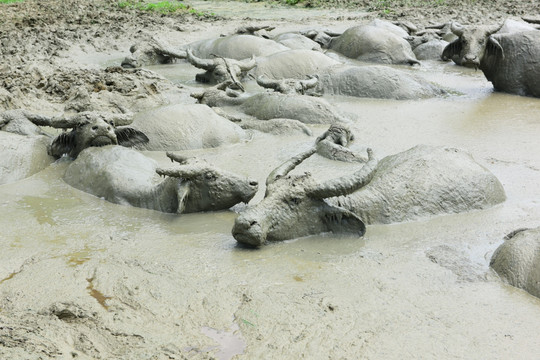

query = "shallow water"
2;7;540;359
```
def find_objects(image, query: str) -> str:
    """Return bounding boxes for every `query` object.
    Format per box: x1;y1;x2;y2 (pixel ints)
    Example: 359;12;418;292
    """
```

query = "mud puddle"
2;3;540;359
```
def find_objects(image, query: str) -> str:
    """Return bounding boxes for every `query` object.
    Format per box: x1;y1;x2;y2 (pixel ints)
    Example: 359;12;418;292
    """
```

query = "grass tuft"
0;0;25;4
117;0;214;17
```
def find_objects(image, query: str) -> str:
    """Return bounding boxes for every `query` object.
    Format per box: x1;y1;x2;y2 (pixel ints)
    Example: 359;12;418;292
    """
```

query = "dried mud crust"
283;0;540;24
0;0;537;114
0;65;187;113
0;0;210;113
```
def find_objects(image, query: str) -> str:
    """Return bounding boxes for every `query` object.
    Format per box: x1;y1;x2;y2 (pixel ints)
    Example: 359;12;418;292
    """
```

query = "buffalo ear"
441;39;462;61
115;127;149;147
175;182;190;214
322;204;366;237
486;35;504;59
50;131;76;159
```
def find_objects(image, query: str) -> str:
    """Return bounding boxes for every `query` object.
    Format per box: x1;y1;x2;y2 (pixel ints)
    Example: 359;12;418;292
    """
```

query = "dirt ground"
1;0;539;114
2;1;540;359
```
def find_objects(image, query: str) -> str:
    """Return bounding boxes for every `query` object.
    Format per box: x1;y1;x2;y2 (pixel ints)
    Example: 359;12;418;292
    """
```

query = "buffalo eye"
205;172;216;180
214;68;226;76
284;197;301;206
77;120;89;128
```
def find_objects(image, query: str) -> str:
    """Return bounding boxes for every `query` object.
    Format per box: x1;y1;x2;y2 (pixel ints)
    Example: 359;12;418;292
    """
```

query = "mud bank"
1;1;540;359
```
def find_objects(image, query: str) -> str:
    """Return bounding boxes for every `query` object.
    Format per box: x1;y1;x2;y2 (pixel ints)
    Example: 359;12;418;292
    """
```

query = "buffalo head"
186;48;256;90
256;75;319;95
49;112;149;159
232;145;378;247
121;38;187;68
156;152;259;213
442;22;503;68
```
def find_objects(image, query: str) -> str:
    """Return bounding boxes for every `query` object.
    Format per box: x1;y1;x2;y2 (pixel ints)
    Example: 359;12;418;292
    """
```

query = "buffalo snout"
232;212;266;247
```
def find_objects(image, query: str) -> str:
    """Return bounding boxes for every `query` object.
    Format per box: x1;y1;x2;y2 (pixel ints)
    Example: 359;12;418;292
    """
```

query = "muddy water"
2;9;540;360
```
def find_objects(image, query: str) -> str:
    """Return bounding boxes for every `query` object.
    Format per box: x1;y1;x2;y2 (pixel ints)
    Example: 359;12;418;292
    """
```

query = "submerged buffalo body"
329;145;505;225
64;147;258;214
233;144;505;247
490;227;540;299
330;25;419;65
480;31;540;97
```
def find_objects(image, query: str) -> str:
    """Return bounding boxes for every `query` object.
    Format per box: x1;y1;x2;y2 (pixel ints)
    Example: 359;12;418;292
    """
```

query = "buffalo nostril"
249;180;258;186
249;221;257;227
92;126;98;131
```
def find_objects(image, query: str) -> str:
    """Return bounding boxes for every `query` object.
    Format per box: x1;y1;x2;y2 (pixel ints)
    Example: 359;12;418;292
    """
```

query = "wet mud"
1;0;540;359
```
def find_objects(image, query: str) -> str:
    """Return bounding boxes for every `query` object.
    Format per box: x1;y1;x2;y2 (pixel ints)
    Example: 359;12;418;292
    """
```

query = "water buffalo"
300;28;341;48
315;124;367;163
121;37;187;68
191;85;349;125
131;104;248;151
187;34;289;59
316;64;446;99
0;109;56;184
441;23;503;67
48;112;149;159
249;49;340;80
186;49;256;90
329;25;420;65
232;140;505;247
442;22;540;97
255;75;319;95
232;147;378;246
490;227;540;299
234;25;275;38
64;147;258;214
249;50;445;99
480;31;540;97
272;32;322;51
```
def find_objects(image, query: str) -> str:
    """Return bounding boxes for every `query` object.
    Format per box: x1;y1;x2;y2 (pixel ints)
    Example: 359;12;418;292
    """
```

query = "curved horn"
108;113;133;126
256;75;281;90
425;22;447;30
186;48;216;70
151;37;187;59
487;35;505;59
46;114;81;129
299;75;319;89
486;23;503;35
307;149;378;199
159;48;187;59
17;111;55;127
237;55;257;71
302;30;318;39
166;152;190;164
156;166;201;179
450;22;465;36
266;147;317;187
407;57;421;66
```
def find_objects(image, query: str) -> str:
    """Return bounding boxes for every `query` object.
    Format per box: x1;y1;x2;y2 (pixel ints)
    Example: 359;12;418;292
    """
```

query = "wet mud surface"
1;0;540;359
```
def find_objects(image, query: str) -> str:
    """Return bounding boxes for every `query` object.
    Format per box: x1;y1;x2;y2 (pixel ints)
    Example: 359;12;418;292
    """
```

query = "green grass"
369;0;448;12
0;0;25;4
117;0;214;17
248;0;450;10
